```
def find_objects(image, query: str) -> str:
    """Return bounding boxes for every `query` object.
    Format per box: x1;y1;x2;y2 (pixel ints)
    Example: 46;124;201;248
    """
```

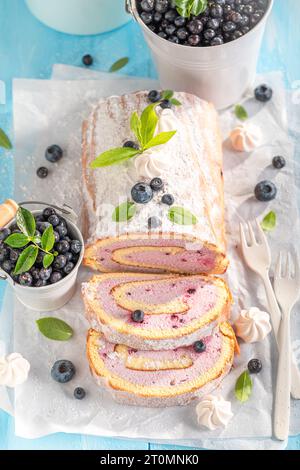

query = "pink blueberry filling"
93;274;218;332
95;238;217;273
98;329;223;388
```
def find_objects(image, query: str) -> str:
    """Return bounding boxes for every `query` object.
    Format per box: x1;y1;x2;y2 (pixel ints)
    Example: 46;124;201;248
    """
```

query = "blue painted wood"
0;0;299;450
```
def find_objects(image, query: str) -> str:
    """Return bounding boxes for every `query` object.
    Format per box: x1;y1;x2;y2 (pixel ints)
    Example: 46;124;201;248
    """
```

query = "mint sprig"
235;370;253;403
261;211;277;232
109;57;129;73
168;206;198;226
91;102;177;168
36;317;73;341
175;0;208;19
112;202;136;223
0;128;12;150
4;207;57;275
234;104;248;121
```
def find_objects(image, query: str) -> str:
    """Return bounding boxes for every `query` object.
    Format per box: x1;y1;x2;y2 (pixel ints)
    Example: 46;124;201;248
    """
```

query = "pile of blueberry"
37;144;64;180
51;359;86;399
137;0;269;47
0;207;82;287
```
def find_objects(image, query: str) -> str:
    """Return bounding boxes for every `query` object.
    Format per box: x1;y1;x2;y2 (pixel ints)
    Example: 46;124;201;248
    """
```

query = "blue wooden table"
0;0;300;450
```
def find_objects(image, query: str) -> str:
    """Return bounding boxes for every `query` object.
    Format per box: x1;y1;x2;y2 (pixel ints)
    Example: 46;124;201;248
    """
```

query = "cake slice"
82;91;228;275
86;322;236;407
82;273;232;350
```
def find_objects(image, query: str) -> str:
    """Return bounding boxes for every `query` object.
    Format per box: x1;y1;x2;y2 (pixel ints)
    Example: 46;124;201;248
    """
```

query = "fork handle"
274;307;291;441
262;274;300;400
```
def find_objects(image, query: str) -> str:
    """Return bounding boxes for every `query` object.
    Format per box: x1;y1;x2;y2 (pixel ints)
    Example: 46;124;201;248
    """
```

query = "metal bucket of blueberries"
0;201;84;312
128;0;274;109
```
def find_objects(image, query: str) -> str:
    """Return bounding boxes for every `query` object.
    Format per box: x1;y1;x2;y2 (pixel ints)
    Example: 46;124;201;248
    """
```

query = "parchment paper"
0;70;300;450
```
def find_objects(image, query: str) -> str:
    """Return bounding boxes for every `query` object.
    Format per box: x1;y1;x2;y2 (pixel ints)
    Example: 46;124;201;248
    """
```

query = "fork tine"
294;252;300;281
286;252;293;279
275;252;282;279
239;222;248;248
255;218;268;245
247;221;257;245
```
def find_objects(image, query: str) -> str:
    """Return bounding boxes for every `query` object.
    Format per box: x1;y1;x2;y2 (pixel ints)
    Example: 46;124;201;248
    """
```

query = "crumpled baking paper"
0;68;299;450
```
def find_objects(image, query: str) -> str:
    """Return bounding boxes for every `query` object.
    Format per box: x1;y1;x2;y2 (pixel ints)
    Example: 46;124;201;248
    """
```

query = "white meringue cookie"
196;395;233;430
133;109;178;179
235;307;272;343
0;353;30;388
230;123;262;152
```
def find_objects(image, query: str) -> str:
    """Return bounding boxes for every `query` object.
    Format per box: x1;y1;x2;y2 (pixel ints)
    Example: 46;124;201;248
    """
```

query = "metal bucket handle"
125;0;138;21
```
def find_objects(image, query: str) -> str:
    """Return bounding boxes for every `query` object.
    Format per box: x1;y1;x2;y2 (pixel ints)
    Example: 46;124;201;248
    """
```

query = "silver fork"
239;219;300;399
273;251;300;440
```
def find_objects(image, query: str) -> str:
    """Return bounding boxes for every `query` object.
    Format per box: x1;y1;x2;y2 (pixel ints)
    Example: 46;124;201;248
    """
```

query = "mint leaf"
14;245;38;275
36;317;73;341
109;57;129;73
143;131;177;150
41;225;55;252
4;233;29;248
261;211;277;232
112;202;136;223
16;207;36;237
130;111;142;145
0;128;12;150
161;90;174;100
168;206;198;226
235;104;248;121
140;104;159;147
175;0;207;18
43;253;54;269
235;370;253;402
170;98;182;106
91;147;140;168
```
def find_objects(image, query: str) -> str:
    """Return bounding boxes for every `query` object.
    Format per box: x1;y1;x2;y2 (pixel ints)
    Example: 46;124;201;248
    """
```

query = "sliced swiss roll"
82;91;228;275
86;323;236;407
82;273;232;351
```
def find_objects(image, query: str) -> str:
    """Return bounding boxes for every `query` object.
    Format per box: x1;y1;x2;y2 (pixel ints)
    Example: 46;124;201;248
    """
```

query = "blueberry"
74;387;86;400
131;310;144;323
36;221;51;233
160;99;172;109
223;21;236;32
82;54;93;66
64;262;75;275
37;167;49;179
70;240;81;255
0;228;11;242
203;28;216;40
131;182;153;204
211;36;224;46
63;236;71;243
43;207;56;219
53;254;67;270
165;23;176;36
34;279;47;287
193;340;206;353
232;30;243;40
19;272;33;286
50;272;63;284
174;16;186;27
155;0;169;14
187;19;203;34
140;0;154;12
207;18;220;30
9;248;20;263
255;84;273;103
158;31;168;39
53;230;60;243
272;156;286;169
40;267;52;281
123;140;139;150
56;225;68;238
55;240;70;254
65;252;73;262
148;216;161;229
150;177;164;191
248;358;262;374
35;251;46;266
188;34;201;46
0;246;9;262
2;260;12;273
148;90;162;103
48;214;60;227
210;3;223;18
164;9;176;22
30;267;40;281
254;180;277;202
51;360;76;383
35;215;45;223
58;218;67;228
45;145;63;163
153;12;162;23
141;11;153;24
177;27;189;41
161;194;174;206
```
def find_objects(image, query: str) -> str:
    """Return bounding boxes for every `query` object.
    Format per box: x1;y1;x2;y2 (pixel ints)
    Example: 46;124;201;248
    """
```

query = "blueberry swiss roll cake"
82;91;228;275
86;322;236;407
82;273;232;351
